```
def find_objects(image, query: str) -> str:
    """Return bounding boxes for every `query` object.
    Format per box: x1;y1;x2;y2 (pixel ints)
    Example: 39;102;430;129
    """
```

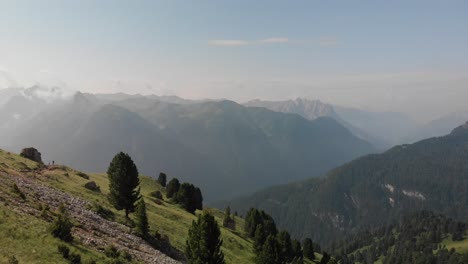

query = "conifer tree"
223;206;235;229
107;152;140;218
175;183;197;213
292;239;303;260
303;238;315;260
277;230;294;262
186;212;225;264
157;172;167;187
256;235;281;264
194;187;203;210
245;208;261;237
135;199;149;238
166;178;180;198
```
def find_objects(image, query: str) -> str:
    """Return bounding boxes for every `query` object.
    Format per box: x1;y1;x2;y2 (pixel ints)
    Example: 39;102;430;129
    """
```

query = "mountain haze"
222;122;468;245
1;91;373;201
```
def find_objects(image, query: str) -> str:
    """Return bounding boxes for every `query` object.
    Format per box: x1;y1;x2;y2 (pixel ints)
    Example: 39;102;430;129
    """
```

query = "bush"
58;244;70;259
40;203;50;218
7;256;19;264
147;231;173;256
76;172;90;179
150;190;163;200
51;206;74;242
11;184;26;200
68;253;81;264
121;251;132;261
104;245;120;259
91;203;115;220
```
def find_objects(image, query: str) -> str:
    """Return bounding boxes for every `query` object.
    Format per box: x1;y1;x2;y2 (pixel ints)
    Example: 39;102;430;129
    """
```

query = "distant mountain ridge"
245;98;420;149
245;98;339;120
1;91;373;201
220;121;468;245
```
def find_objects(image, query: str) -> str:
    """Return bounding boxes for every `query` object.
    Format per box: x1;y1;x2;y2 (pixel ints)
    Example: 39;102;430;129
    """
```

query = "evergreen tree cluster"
244;208;323;264
226;128;468;245
332;210;468;264
186;211;225;264
166;177;203;213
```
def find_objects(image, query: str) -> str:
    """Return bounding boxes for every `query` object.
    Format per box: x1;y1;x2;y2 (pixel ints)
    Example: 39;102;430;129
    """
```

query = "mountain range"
0;88;373;201
220;122;468;245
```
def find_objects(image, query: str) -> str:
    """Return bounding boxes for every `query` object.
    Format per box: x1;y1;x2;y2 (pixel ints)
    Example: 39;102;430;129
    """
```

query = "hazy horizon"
1;1;468;122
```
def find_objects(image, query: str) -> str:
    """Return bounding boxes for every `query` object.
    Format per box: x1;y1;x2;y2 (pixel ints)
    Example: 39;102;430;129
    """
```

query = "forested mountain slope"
333;211;468;264
222;122;468;245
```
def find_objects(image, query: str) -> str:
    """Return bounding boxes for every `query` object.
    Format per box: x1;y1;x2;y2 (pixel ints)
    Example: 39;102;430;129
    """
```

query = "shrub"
7;256;19;264
58;244;70;259
11;184;26;200
104;245;120;259
40;204;50;218
51;206;74;242
76;172;90;179
68;253;81;264
149;230;171;250
92;203;115;220
121;251;132;261
150;190;163;200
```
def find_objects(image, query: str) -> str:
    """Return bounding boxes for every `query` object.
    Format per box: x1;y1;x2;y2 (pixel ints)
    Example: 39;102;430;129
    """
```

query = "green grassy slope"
0;149;258;263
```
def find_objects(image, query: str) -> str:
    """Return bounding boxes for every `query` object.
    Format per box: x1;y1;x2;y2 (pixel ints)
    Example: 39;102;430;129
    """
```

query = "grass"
441;233;468;253
42;171;257;263
0;204;106;264
0;149;257;263
0;149;331;263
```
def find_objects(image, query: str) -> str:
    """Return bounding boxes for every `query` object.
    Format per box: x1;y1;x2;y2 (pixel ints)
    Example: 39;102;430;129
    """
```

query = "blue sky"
0;0;467;120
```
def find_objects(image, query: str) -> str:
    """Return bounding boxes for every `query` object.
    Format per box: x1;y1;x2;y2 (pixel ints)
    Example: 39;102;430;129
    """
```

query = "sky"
0;0;467;121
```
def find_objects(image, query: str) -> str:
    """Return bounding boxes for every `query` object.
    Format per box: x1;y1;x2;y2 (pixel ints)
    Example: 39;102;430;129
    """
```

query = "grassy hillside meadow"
0;149;322;263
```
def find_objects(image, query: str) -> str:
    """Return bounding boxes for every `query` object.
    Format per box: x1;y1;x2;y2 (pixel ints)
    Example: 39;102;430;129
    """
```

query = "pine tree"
292;239;303;260
223;206;235;229
277;230;294;262
166;178;180;199
175;183;197;213
157;172;167;187
186;212;225;264
320;252;331;264
245;208;262;237
303;238;315;260
194;187;203;210
107;152;140;218
253;224;268;254
135;199;149;238
256;235;281;264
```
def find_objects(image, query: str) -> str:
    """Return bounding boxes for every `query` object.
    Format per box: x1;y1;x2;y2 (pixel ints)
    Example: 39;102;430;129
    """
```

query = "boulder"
84;181;100;192
20;147;43;163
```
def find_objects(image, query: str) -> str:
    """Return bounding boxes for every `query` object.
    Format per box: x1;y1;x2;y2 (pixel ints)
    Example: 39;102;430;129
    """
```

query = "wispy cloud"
209;39;250;47
209;37;289;47
318;37;338;46
259;37;289;44
209;37;338;47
